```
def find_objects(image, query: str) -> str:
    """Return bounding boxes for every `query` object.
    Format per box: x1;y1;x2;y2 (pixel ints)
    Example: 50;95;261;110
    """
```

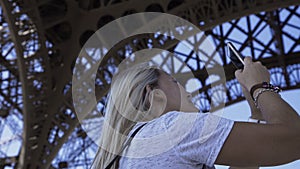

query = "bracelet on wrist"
250;82;282;100
253;88;281;108
248;117;267;124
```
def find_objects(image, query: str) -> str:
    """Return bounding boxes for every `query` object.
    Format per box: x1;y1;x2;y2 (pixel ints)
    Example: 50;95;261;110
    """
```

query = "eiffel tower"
0;0;300;168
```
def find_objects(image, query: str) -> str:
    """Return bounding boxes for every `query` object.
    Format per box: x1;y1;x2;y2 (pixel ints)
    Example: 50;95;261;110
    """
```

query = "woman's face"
156;70;199;113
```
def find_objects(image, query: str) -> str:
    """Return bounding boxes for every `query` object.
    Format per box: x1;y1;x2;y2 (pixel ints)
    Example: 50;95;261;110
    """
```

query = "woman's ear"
145;87;167;120
146;85;166;102
152;89;166;101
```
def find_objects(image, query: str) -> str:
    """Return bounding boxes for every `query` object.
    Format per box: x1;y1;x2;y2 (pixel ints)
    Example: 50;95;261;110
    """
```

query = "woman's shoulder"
134;111;232;137
134;111;208;134
160;110;205;120
159;111;211;127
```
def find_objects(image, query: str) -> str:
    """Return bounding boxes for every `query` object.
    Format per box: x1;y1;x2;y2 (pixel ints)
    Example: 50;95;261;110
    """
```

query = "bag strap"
105;123;147;169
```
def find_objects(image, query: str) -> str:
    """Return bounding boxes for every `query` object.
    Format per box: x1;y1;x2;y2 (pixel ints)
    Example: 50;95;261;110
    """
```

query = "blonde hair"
91;64;161;169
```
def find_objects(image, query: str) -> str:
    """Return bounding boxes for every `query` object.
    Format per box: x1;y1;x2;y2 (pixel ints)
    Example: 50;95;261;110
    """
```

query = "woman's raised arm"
216;57;300;167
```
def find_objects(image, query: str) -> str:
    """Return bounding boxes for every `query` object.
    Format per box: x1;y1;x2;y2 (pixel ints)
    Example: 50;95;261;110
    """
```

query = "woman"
91;57;300;169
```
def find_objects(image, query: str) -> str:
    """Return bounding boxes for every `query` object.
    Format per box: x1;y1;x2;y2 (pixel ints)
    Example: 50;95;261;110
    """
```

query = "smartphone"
226;42;245;69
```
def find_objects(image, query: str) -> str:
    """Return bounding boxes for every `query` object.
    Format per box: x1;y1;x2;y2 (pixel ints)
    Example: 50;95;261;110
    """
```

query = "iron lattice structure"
0;0;300;168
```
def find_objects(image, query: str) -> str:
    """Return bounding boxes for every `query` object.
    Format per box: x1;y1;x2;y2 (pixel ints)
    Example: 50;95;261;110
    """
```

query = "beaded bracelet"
250;82;281;100
253;88;281;108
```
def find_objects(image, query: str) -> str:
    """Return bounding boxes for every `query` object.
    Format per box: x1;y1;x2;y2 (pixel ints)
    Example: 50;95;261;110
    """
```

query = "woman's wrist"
250;113;264;120
249;113;266;124
250;82;281;100
248;117;267;124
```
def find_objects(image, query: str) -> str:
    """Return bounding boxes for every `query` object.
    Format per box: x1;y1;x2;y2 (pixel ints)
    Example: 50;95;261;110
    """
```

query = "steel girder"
0;0;299;168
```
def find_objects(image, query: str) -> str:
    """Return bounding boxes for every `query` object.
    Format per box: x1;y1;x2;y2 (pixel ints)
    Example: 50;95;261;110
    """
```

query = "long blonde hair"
91;64;161;169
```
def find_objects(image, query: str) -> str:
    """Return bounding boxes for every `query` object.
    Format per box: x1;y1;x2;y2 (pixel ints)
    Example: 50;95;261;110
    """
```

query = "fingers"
235;69;242;79
235;69;247;89
244;57;263;69
244;57;253;65
236;56;271;90
244;57;263;66
256;61;262;65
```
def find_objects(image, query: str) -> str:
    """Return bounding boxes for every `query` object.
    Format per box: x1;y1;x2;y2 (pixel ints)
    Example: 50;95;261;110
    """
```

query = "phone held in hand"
226;42;245;69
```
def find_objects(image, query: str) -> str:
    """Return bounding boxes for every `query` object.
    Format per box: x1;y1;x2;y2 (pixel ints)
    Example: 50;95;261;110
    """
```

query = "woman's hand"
235;57;270;91
216;57;300;167
241;86;264;120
